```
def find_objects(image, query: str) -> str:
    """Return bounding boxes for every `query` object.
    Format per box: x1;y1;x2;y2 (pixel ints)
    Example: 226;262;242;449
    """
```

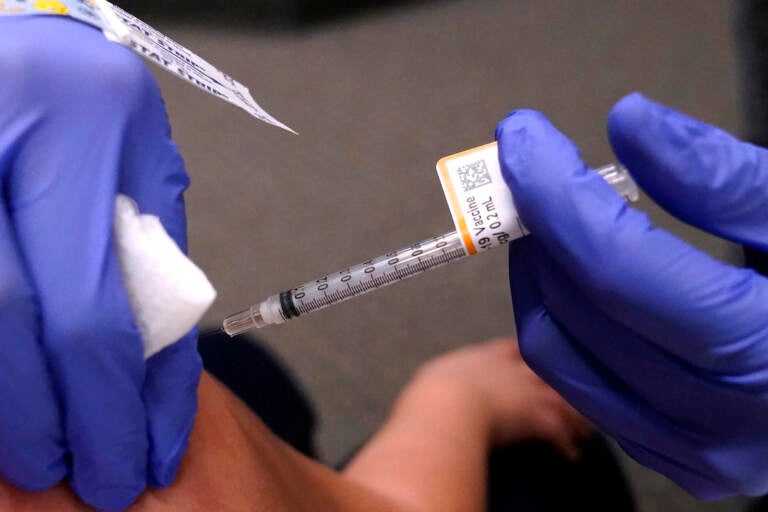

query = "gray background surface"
146;1;746;510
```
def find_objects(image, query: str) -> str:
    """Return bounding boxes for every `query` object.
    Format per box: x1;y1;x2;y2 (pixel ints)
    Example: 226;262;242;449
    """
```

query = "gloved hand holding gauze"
113;194;216;359
0;17;214;510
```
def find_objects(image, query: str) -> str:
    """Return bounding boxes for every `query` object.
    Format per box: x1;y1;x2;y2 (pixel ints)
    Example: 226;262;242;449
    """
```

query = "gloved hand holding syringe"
222;142;639;336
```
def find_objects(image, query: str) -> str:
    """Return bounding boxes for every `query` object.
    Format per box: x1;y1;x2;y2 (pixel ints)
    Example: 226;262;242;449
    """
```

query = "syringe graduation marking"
291;241;466;316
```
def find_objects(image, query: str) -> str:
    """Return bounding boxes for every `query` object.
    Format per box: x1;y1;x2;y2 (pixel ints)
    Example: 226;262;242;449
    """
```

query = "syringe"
222;161;638;336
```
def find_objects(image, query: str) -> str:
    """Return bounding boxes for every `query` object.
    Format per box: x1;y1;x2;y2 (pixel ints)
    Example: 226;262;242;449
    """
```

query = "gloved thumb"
608;93;768;252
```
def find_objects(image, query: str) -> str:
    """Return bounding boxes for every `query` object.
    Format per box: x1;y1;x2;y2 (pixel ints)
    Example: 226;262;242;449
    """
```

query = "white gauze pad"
113;194;217;359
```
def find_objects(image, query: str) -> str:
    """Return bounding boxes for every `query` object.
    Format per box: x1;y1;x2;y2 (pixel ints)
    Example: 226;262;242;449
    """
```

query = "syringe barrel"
283;231;466;320
223;162;639;334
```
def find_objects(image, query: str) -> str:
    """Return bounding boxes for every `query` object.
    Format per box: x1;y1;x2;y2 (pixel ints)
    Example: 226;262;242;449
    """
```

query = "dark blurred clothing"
198;330;318;457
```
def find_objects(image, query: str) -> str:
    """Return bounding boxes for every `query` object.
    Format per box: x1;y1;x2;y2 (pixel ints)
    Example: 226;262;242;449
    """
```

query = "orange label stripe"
438;162;477;255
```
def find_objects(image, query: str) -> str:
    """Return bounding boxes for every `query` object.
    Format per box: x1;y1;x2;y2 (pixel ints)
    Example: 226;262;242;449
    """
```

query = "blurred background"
116;1;754;510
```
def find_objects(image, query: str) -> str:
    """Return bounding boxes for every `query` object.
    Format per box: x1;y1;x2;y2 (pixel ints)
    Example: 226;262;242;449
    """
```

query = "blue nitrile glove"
0;16;201;511
496;93;768;499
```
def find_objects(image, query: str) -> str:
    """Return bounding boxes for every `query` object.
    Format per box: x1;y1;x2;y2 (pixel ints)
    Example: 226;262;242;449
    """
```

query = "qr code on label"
457;159;492;192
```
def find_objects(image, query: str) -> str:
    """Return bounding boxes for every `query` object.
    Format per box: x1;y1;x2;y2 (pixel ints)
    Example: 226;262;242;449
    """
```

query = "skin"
0;339;590;512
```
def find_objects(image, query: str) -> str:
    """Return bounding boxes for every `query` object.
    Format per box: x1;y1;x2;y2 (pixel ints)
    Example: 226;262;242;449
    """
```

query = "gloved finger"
618;438;734;499
528;240;768;495
0;199;66;490
7;19;154;510
497;110;768;373
509;239;739;498
142;332;200;487
114;65;201;488
508;238;654;437
608;93;768;251
523;237;768;426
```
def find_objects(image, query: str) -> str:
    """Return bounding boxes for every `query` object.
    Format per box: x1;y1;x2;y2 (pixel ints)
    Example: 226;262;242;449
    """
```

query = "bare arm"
343;339;590;512
0;340;587;512
343;374;490;512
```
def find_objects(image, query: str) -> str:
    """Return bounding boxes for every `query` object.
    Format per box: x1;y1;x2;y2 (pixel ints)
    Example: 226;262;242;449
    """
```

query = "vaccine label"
0;0;295;133
436;142;527;255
